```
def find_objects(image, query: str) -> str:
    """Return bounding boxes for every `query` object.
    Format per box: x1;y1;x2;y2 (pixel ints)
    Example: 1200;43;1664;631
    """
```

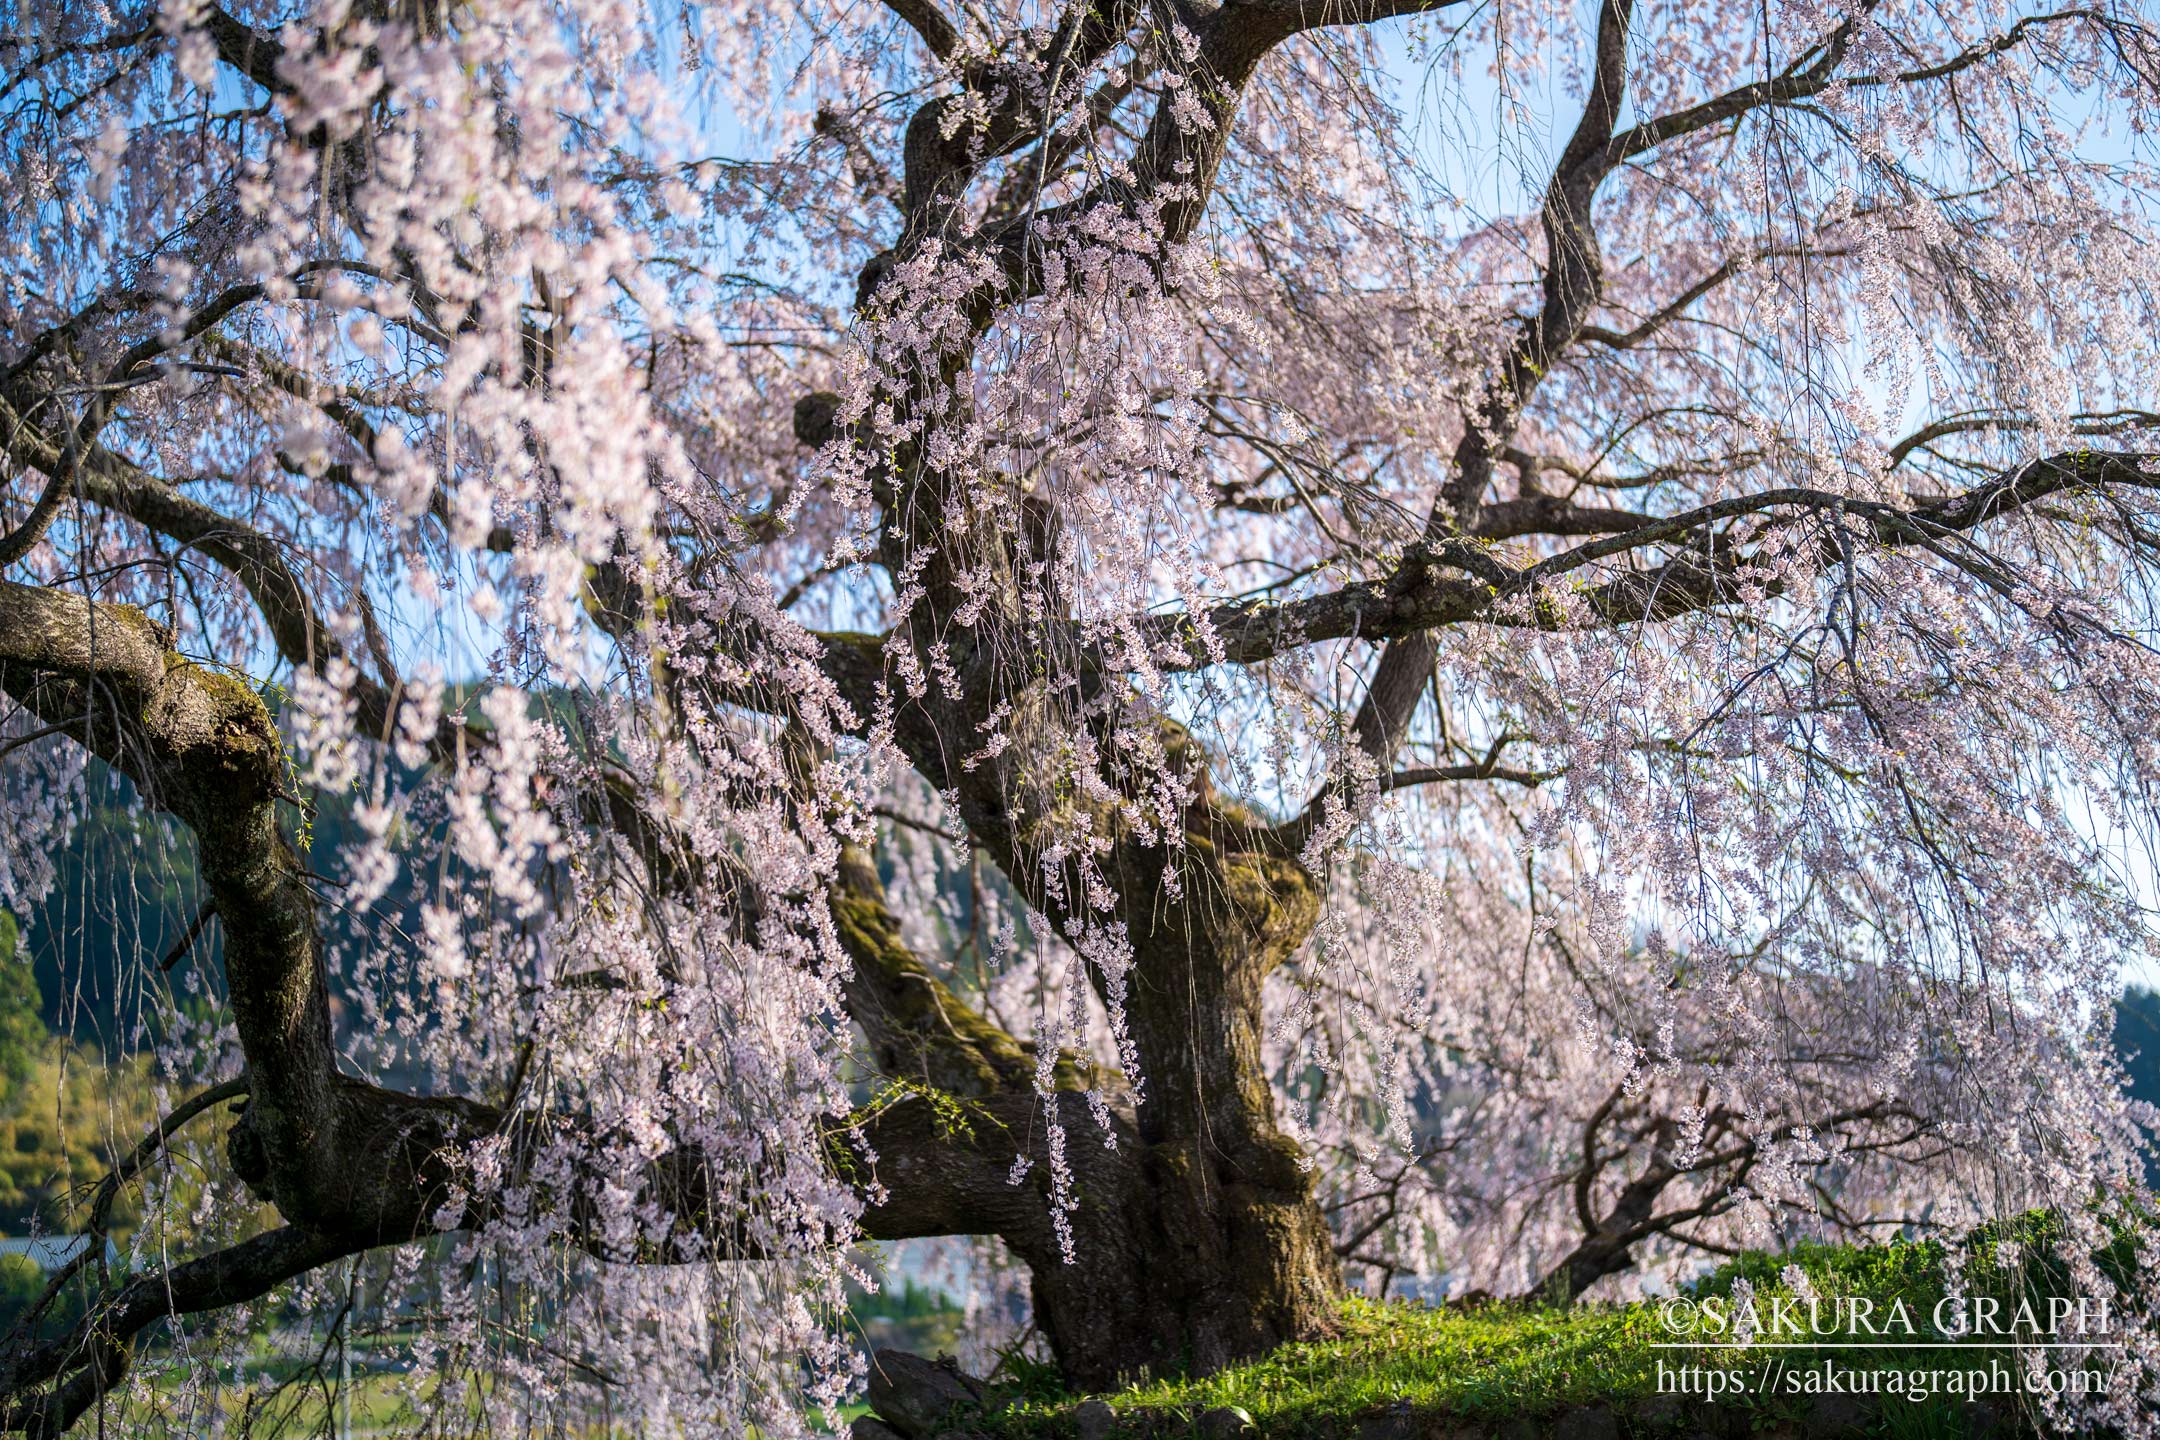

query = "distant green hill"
2119;985;2160;1180
18;768;204;1053
2121;986;2160;1101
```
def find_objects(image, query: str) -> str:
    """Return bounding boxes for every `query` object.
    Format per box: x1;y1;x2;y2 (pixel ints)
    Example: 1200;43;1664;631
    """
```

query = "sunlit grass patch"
985;1222;2121;1437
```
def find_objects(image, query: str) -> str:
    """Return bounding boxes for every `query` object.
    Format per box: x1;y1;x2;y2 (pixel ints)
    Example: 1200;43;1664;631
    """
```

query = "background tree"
2;0;2160;1434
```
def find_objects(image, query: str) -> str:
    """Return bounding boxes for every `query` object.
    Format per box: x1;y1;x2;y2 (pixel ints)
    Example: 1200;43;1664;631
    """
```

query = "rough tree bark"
821;637;1343;1383
799;0;1648;1376
778;0;1413;1383
834;762;1342;1385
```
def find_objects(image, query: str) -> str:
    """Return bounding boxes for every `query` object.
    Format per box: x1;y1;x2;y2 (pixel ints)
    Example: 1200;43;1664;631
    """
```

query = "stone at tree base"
850;1420;907;1440
1552;1405;1619;1440
1069;1398;1118;1439
864;1349;987;1437
1804;1391;1873;1437
1196;1405;1258;1437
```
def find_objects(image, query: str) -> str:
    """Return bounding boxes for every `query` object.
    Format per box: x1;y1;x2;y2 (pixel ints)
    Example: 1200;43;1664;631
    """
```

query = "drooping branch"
1278;738;1558;846
1306;0;2138;788
1601;0;1876;164
1575;244;1857;351
0;581;487;1243
0;1076;255;1366
84;1078;252;1250
1528;1099;1920;1303
0;277;246;569
0;563;1075;1313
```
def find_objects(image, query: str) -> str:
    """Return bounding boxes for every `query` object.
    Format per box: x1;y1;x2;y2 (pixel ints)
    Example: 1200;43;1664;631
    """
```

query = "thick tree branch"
1125;449;2160;671
831;843;1033;1097
203;5;288;95
0;1225;369;1435
1331;0;1638;802
0;581;486;1244
1530;1100;1915;1302
882;0;959;61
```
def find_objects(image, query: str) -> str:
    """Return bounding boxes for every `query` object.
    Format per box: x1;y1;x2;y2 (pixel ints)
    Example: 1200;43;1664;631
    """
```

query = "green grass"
979;1218;2130;1437
69;1216;2143;1438
993;1299;1680;1430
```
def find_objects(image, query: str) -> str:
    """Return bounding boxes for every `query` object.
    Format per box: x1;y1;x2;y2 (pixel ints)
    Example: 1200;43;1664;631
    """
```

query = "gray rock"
1554;1407;1619;1440
850;1419;907;1440
864;1350;985;1437
1197;1406;1257;1438
1071;1398;1119;1440
1634;1395;1685;1434
1358;1400;1422;1439
1804;1391;1872;1438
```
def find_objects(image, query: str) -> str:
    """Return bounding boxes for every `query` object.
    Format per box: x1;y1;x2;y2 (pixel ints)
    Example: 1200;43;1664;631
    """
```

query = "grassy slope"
977;1219;2129;1438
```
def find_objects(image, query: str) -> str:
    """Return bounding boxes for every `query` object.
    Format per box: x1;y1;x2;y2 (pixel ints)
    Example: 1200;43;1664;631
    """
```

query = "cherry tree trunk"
1014;820;1341;1386
853;672;1348;1387
1026;1117;1342;1386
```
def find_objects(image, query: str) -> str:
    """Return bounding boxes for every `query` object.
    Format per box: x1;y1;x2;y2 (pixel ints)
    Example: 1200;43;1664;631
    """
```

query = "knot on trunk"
225;1101;271;1197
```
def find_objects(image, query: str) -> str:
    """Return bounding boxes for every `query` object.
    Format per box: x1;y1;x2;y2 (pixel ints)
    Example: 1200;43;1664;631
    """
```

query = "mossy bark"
1022;812;1340;1388
0;583;485;1245
838;699;1344;1388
